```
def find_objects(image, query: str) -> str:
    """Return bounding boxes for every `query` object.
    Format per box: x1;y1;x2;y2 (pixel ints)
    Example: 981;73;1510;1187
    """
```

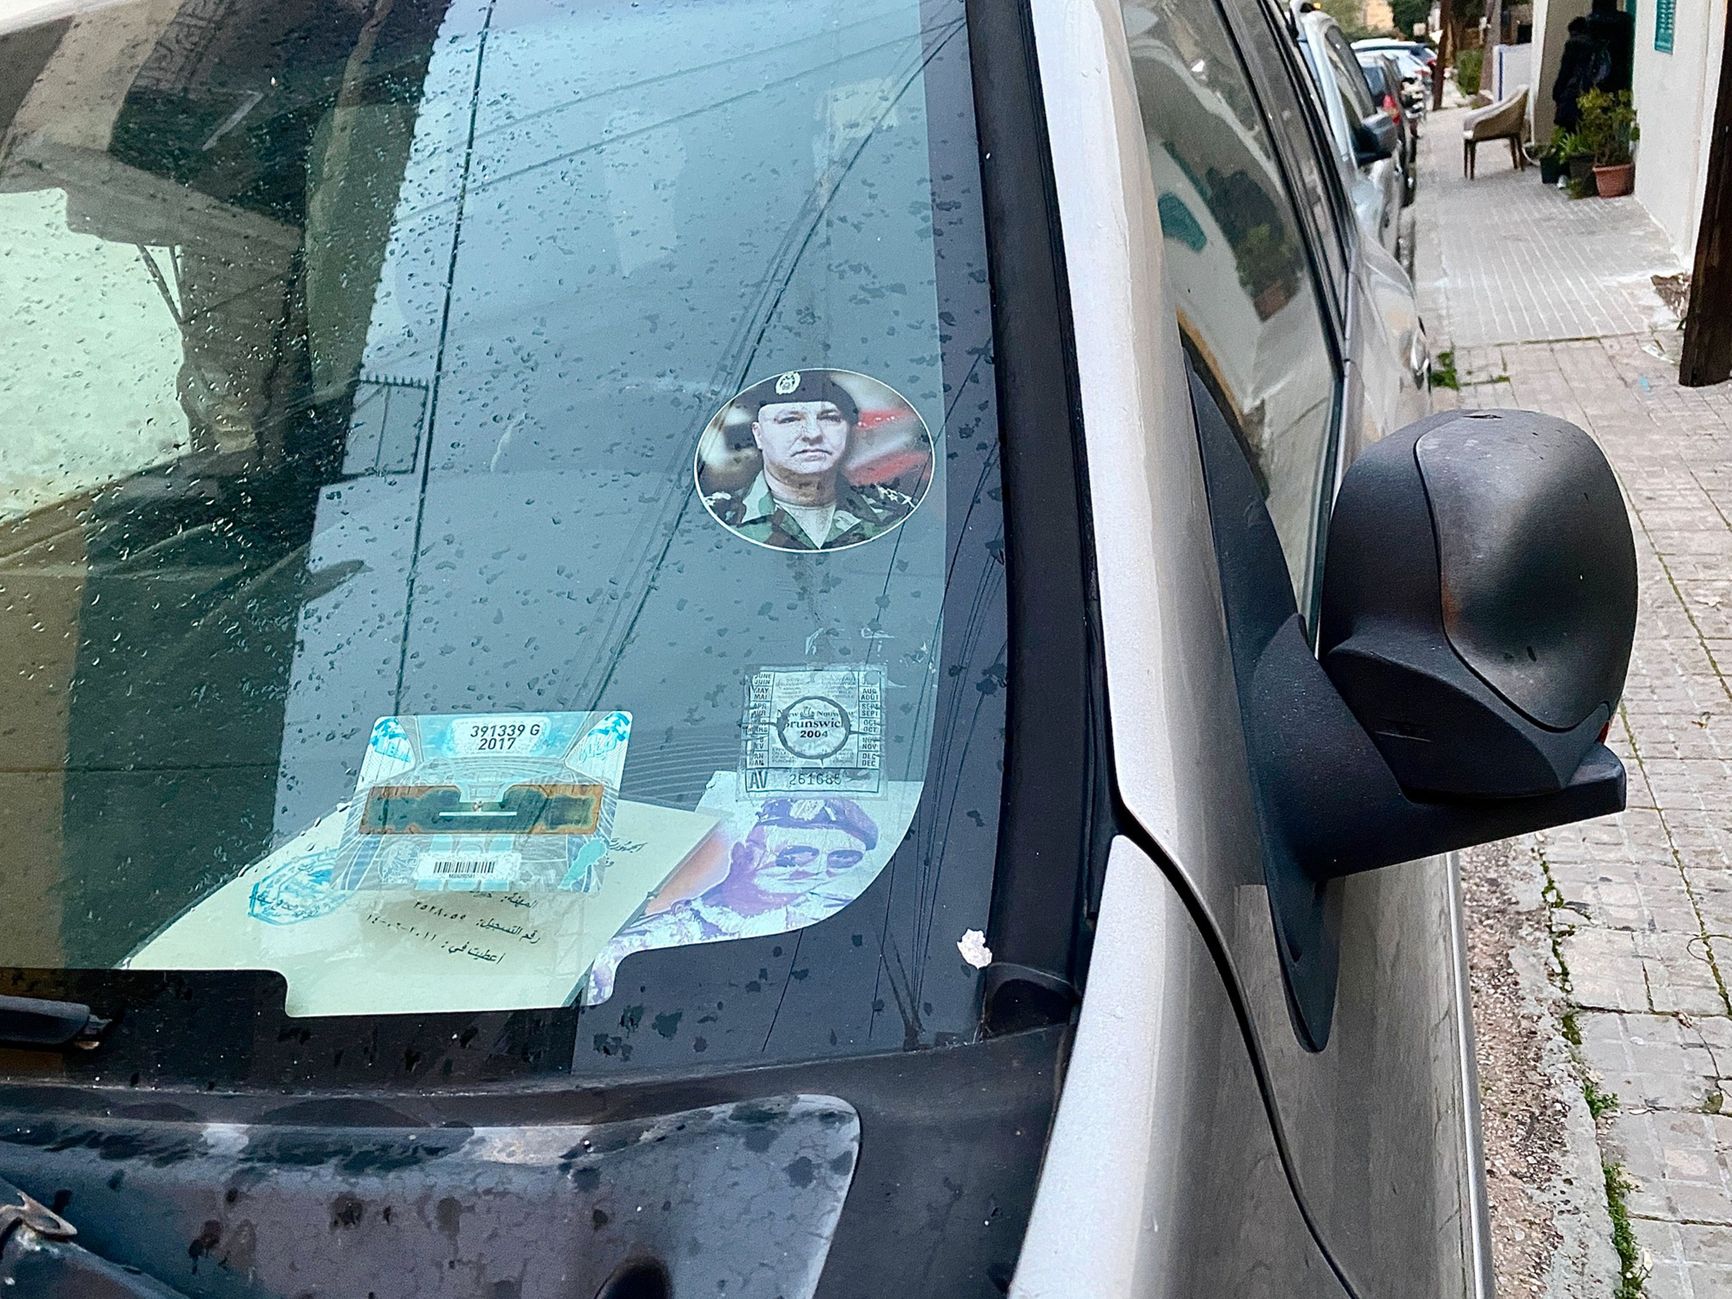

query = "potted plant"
1234;223;1299;321
1577;89;1638;197
1536;131;1566;185
1556;130;1595;190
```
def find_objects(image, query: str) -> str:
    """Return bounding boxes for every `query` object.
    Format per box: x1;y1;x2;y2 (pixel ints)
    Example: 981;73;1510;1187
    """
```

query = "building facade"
1528;0;1726;263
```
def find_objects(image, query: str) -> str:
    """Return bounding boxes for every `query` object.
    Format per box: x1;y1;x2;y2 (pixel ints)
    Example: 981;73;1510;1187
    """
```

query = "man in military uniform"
583;794;880;1004
703;369;916;550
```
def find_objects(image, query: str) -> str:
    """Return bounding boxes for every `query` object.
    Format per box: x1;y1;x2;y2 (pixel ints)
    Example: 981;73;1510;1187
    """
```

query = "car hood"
0;1026;1066;1298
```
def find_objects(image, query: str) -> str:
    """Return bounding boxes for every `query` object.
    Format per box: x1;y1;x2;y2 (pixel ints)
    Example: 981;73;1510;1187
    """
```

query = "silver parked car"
0;0;1636;1297
1358;51;1421;204
1354;36;1440;95
1292;4;1408;266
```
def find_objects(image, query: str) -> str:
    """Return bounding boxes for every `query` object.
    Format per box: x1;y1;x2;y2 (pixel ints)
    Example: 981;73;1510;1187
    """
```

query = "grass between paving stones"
1426;348;1510;390
1561;1006;1584;1046
1429;348;1460;390
1537;847;1649;1297
1584;1077;1619;1119
1605;1162;1645;1299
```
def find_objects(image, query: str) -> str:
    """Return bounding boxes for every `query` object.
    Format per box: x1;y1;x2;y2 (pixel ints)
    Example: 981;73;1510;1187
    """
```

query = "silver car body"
1013;0;1481;1295
0;0;1484;1292
1295;9;1406;261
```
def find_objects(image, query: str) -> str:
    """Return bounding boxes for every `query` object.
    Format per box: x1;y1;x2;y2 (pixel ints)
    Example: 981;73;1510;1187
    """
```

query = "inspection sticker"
742;666;884;793
336;711;631;892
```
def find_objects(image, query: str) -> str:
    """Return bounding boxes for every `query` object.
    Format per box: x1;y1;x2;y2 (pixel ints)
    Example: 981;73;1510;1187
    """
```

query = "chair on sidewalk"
1461;88;1529;178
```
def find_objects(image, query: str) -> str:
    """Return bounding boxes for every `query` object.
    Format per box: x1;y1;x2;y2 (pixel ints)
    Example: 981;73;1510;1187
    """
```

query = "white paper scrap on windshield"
126;795;722;1018
583;770;923;1005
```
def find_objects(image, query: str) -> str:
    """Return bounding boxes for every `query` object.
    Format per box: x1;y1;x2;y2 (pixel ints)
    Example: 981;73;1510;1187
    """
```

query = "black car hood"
0;1026;1066;1299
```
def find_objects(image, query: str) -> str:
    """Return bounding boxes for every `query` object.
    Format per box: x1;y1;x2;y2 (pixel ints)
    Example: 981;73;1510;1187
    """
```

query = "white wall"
1633;0;1726;261
1493;40;1535;97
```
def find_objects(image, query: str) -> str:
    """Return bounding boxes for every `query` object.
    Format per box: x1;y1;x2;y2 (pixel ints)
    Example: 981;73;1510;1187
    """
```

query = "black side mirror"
1352;111;1399;165
1191;379;1638;1047
1235;408;1636;883
1320;409;1636;797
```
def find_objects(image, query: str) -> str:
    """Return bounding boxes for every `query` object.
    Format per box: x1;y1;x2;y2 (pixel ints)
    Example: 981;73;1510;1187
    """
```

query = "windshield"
0;0;1006;1078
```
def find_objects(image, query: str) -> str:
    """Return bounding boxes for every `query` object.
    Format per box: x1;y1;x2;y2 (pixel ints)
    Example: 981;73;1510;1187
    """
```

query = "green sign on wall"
1655;0;1675;52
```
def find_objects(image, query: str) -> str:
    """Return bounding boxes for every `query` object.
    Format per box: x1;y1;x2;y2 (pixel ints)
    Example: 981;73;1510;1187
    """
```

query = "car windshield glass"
0;0;1006;1077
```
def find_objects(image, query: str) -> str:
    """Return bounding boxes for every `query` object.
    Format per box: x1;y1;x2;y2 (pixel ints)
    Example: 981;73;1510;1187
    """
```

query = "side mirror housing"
1352;110;1399;165
1230;408;1636;884
1320;409;1637;798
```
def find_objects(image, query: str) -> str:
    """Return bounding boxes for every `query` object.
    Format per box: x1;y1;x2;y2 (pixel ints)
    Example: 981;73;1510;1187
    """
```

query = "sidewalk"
1415;108;1732;1299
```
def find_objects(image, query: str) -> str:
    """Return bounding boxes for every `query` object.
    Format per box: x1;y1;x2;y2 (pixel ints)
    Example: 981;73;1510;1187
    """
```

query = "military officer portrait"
695;368;932;552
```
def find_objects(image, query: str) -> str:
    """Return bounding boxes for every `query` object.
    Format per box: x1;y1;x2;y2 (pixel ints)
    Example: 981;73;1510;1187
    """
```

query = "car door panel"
1341;246;1430;476
1012;838;1351;1299
1029;1;1486;1294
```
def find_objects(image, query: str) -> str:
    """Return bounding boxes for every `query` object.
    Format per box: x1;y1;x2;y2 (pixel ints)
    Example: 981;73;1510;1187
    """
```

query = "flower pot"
1593;161;1635;197
1539;155;1563;184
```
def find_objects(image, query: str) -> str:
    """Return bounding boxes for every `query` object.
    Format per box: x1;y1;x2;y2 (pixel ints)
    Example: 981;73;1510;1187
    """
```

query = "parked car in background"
1353;37;1438;74
0;0;1635;1295
1359;51;1419;203
1355;39;1435;105
1390;49;1436;103
1290;4;1407;264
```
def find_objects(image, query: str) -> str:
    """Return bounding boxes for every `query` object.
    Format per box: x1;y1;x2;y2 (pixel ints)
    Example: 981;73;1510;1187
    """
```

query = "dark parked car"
0;0;1636;1295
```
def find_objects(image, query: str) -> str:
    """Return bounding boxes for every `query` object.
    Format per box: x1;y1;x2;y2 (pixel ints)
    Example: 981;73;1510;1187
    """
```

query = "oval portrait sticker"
694;368;934;552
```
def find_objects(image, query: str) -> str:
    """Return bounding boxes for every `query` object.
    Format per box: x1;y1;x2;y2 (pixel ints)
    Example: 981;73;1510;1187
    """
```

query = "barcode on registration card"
429;858;498;876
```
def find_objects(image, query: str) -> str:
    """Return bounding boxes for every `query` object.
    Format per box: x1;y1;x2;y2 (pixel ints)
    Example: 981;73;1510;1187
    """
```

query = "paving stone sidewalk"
1415;108;1732;1299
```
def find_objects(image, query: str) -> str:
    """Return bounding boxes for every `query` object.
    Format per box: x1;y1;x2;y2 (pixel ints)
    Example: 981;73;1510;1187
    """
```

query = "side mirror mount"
1352;110;1399;165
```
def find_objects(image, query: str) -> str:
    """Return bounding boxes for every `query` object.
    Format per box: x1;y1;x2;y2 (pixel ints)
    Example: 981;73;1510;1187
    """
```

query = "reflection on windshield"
0;0;1006;1071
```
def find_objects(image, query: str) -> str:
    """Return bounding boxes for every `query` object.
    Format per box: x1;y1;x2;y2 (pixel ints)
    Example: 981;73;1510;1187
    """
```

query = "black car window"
0;0;1011;1080
1359;60;1390;97
1122;0;1342;607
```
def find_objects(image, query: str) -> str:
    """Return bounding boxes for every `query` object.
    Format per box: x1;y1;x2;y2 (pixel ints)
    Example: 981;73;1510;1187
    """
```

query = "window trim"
1321;25;1378;119
1145;0;1352;617
968;0;1111;1020
1215;0;1360;323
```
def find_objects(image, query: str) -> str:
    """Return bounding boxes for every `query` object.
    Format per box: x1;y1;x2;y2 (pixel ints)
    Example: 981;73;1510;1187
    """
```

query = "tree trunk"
1480;0;1501;94
1434;0;1452;109
1680;0;1732;385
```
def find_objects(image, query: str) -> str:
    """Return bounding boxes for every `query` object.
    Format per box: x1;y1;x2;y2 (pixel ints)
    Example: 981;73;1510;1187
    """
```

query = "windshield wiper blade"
0;1176;191;1298
0;996;108;1050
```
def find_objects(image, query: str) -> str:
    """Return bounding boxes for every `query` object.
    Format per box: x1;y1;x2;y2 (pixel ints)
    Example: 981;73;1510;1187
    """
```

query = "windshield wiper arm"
0;1176;191;1298
0;996;108;1050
